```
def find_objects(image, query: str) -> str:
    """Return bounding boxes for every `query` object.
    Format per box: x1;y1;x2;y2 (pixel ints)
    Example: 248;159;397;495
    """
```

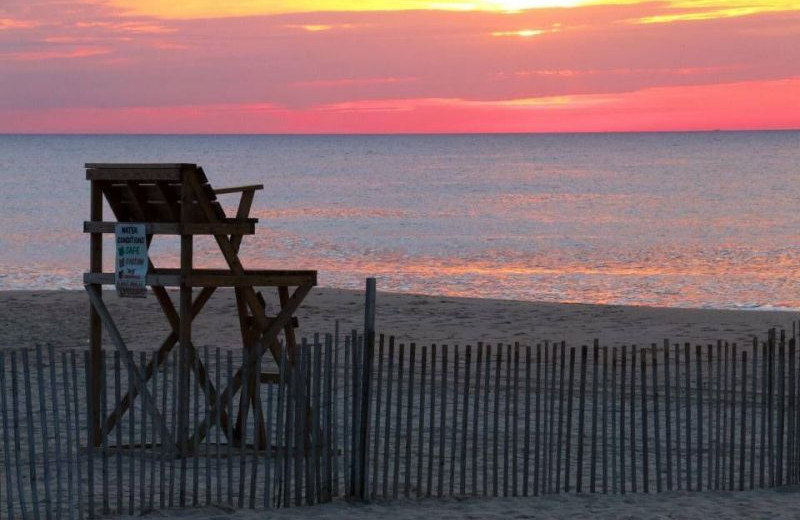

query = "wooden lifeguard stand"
83;163;317;454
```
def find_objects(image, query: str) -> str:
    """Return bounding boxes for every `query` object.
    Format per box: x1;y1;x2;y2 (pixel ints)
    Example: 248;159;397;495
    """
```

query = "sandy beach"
0;288;797;352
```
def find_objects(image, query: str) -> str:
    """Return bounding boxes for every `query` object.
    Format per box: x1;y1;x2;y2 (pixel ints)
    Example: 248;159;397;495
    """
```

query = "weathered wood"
10;353;31;518
619;347;626;494
740;350;748;491
34;347;54;519
715;341;723;490
460;346;471;496
70;352;84;520
61;352;77;520
683;344;691;491
472;344;483;496
523;345;531;496
84;351;95;519
503;345;511;496
0;353;15;519
602;346;609;494
706;345;713;491
382;338;395;498
547;342;557;494
729;343;738;490
590;342;599;494
759;341;767;488
564;346;576;493
448;347;459;497
674;343;682;491
482;344;491;496
663;340;673;491
46;347;63;520
556;342;566;494
695;345;703;490
511;346;519;496
650;345;662;493
405;344;417;497
576;345;588;493
639;348;649;493
427;344;437;498
89;178;103;447
371;335;385;499
492;346;501;497
82;221;256;235
611;347;618;494
750;338;757;490
534;344;542;496
438;345;449;498
392;343;404;499
629;347;637;493
777;339;786;486
417;345;428;498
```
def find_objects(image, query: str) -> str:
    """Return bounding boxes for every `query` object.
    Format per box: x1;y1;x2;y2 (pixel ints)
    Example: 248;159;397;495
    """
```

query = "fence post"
357;277;376;501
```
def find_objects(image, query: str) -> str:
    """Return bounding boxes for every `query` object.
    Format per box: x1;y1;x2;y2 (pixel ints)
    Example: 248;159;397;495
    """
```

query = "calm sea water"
1;132;798;309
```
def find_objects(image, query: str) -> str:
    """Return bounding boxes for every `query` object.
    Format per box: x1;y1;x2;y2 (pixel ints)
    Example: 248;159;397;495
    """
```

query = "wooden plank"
602;346;609;494
83;352;95;520
213;184;265;195
86;167;184;181
10;353;31;518
541;342;550;496
706;345;713;491
98;352;109;516
472;344;482;496
640;348;649;493
777;338;786;486
788;338;796;485
426;344;437;498
715;341;723;489
533;344;542;496
482;344;491;496
683;344;691;491
674;343;682;491
650;345;663;493
265;365;275;508
34;347;54;519
22;350;43;520
547;342;557;494
382;338;395;498
0;353;15;519
492;346;501;497
438;345;449;498
61;352;76;520
83;270;316;288
149;351;158;511
759;341;767;488
405;344;417;498
590;342;599;494
139;353;149;510
611;347;618;494
503;346;511;497
113;352;123;513
750;339;757;490
447;345;458;497
740;350;748;491
564;346;576;493
89;179;103;448
127;357;135;514
82;221;256;235
663;340;673;491
372;335;385;499
629;347;637;494
523;345;531;496
460;346;472;496
729;343;738;489
768;332;775;487
555;343;566;494
70;353;84;520
619;347;626;494
576;345;587;493
695;345;703;490
511;346;519;496
46;347;63;520
418;346;428;498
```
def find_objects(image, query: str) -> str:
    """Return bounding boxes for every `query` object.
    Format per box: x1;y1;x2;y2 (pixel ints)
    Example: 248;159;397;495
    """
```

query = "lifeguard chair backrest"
85;163;227;223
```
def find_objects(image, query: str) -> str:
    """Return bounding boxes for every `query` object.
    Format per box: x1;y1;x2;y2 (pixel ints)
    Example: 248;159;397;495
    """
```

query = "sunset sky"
1;0;798;133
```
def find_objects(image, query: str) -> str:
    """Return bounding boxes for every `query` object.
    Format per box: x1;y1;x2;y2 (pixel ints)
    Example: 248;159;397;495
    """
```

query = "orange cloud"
0;18;38;30
0;47;110;61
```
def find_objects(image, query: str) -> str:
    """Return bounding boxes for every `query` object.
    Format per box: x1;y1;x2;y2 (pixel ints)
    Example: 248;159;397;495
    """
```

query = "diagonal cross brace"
85;284;177;455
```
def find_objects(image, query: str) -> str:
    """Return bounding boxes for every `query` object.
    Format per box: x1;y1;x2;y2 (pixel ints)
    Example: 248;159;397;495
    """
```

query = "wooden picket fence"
1;326;799;518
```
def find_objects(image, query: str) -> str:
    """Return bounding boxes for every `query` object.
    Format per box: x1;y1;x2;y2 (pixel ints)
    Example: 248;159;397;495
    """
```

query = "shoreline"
0;288;796;351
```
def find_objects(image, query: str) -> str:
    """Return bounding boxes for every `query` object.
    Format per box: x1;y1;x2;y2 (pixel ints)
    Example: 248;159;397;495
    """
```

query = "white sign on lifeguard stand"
114;223;147;298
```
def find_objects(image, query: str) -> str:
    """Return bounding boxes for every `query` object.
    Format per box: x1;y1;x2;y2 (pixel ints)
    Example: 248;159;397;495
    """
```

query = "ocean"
0;131;798;309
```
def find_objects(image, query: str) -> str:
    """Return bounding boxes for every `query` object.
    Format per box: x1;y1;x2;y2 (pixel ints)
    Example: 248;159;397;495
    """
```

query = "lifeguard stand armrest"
213;184;264;195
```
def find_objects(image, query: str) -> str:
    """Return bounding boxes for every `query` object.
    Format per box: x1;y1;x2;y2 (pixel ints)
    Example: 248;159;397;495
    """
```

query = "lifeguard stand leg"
89;179;103;445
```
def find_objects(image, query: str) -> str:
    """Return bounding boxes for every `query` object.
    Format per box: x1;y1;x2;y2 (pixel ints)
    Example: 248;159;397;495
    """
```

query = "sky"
0;0;798;133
